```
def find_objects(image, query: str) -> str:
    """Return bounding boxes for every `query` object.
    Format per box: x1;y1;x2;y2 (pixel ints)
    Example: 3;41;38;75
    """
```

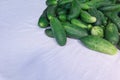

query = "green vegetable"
88;8;102;26
50;17;67;46
58;14;67;22
105;23;119;45
45;29;54;38
38;8;49;28
67;0;81;20
63;22;88;39
80;36;117;55
91;26;104;37
80;10;96;23
47;5;56;20
58;0;73;5
71;19;88;29
46;0;58;6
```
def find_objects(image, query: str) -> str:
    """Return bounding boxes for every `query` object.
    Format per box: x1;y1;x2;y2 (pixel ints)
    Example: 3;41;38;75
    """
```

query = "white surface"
0;0;120;80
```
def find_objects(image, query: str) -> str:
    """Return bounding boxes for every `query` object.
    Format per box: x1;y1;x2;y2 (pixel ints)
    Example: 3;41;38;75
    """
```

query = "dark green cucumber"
100;4;120;12
80;36;117;55
50;17;67;46
67;0;81;20
105;12;120;31
85;0;112;8
46;0;58;6
88;8;102;26
105;23;119;45
47;5;56;20
98;11;107;26
63;22;88;39
80;10;96;23
91;26;104;37
45;29;54;38
71;19;88;29
38;8;49;28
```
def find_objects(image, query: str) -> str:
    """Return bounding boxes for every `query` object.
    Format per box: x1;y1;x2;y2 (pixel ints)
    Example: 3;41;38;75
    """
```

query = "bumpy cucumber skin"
105;23;119;45
63;22;88;39
45;29;54;38
50;17;67;46
80;36;117;55
38;8;49;28
81;10;96;23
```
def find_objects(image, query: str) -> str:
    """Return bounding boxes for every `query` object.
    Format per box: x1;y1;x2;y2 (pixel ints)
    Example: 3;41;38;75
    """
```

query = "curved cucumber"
80;36;117;55
80;10;96;23
63;22;88;39
38;8;49;28
105;23;119;45
50;17;67;46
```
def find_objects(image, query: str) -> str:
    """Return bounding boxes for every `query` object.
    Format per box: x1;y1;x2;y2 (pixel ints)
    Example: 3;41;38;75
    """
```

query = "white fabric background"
0;0;120;80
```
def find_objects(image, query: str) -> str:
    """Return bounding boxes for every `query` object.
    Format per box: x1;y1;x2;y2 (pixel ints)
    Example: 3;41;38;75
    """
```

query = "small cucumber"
80;36;117;55
63;22;88;39
38;8;49;28
47;5;56;20
71;19;88;29
80;10;96;23
45;29;54;38
67;0;81;20
105;23;119;45
58;14;67;22
50;17;67;46
46;0;58;6
91;26;104;38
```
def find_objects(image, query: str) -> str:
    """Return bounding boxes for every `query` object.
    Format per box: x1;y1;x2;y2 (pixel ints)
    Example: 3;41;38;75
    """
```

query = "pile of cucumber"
38;0;120;55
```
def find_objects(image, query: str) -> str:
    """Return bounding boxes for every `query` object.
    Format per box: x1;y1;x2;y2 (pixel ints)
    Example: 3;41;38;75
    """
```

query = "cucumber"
91;26;104;37
45;29;54;38
47;5;56;20
57;8;67;15
80;10;96;23
50;17;67;46
46;0;58;6
105;12;120;31
67;0;81;20
105;23;119;45
88;8;102;26
38;8;49;28
63;22;88;39
100;4;120;12
71;19;88;29
80;36;117;55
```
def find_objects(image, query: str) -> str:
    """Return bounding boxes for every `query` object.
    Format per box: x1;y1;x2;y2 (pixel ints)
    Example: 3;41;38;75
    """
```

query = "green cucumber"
47;5;56;20
50;17;67;46
46;0;58;6
67;0;81;20
105;23;119;45
88;8;102;26
58;0;73;5
105;12;120;31
63;22;88;39
58;14;67;22
45;29;54;38
71;19;88;29
91;26;104;38
80;10;96;23
80;36;117;55
38;8;49;28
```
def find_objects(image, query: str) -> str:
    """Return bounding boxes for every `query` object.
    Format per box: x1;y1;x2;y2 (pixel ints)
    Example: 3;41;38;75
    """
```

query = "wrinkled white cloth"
0;0;120;80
